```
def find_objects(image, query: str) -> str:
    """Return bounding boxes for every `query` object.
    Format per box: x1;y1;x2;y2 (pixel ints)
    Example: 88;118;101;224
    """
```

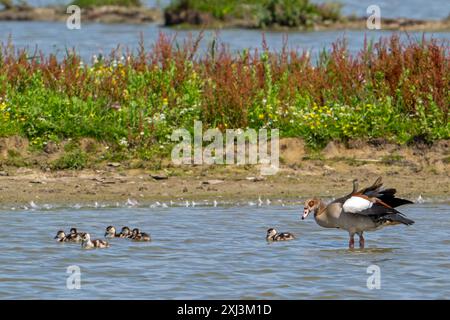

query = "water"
1;1;449;60
0;203;449;299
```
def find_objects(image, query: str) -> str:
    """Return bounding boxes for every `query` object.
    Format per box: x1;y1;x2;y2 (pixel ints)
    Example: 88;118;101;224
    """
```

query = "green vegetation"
1;0;30;9
0;0;13;10
51;148;87;170
0;34;448;168
165;0;342;27
70;0;142;8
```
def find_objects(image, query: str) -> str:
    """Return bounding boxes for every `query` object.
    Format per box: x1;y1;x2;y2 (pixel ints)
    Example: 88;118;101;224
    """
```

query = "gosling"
266;228;295;241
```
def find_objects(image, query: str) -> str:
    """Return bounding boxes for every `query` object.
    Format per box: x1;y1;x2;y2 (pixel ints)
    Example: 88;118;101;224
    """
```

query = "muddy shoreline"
0;5;162;24
1;138;449;206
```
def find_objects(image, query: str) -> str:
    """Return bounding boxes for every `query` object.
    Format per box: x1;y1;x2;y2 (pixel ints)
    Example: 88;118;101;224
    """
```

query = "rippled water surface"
0;203;449;299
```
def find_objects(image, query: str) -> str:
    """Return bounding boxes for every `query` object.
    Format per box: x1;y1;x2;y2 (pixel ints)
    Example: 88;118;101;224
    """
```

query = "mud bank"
1;138;449;206
0;5;162;24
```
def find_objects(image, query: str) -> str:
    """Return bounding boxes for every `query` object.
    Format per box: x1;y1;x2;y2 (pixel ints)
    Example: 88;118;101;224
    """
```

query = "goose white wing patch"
343;196;373;213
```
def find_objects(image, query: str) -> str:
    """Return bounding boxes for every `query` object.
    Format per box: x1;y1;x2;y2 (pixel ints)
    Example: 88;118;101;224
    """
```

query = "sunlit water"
0;203;449;299
1;1;449;60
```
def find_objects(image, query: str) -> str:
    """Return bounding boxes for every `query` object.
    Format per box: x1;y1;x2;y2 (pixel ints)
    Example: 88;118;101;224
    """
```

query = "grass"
51;148;87;170
165;0;342;27
0;33;448;168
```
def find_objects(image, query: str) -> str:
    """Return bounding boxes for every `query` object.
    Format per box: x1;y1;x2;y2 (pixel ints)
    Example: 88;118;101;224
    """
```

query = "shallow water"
1;1;449;60
0;203;449;299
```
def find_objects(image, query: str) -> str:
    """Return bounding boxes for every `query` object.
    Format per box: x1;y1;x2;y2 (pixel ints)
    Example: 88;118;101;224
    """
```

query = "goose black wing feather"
357;204;415;225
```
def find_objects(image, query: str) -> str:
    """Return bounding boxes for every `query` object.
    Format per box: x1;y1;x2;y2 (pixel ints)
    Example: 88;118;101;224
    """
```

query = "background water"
0;203;449;299
0;1;449;60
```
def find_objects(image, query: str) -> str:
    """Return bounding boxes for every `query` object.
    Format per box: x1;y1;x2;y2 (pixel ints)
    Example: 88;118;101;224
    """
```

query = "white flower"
119;137;128;147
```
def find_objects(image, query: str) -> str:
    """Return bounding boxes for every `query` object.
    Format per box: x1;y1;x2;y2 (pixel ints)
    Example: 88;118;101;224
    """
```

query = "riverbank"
1;138;449;206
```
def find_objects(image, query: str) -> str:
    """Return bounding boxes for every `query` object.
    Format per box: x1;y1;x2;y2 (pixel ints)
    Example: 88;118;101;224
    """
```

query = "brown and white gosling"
104;226;134;238
266;228;296;241
54;228;82;243
130;228;151;242
104;226;121;238
119;226;132;238
54;230;68;242
66;228;83;242
81;233;110;249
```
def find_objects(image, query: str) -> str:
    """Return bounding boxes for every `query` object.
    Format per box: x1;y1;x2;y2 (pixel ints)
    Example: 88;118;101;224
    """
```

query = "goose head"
105;226;116;237
302;198;320;220
54;230;66;240
266;228;277;240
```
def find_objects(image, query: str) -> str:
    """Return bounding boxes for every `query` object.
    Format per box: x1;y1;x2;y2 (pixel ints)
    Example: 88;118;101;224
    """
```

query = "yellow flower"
163;98;168;105
258;114;264;120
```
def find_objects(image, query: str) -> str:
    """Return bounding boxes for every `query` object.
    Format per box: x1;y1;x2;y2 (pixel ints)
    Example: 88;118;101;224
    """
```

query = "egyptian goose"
81;233;110;249
302;177;414;249
104;226;121;238
266;228;296;241
66;227;83;242
130;228;151;241
119;226;133;238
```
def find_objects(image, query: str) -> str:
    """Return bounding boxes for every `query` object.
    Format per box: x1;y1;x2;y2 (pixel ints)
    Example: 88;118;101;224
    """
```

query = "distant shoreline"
0;5;449;32
0;5;162;24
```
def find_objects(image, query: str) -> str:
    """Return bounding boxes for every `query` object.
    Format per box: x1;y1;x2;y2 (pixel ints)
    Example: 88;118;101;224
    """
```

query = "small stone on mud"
151;174;168;180
202;179;224;185
246;176;266;182
43;141;58;154
107;162;121;167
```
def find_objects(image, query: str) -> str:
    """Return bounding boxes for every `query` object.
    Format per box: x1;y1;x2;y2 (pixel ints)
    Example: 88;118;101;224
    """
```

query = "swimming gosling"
130;228;151;242
66;228;83;242
119;226;132;238
266;228;296;241
104;226;121;238
54;230;68;242
81;233;110;249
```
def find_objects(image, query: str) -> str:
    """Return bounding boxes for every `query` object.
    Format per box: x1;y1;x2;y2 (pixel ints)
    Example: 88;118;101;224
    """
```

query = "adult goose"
302;177;414;249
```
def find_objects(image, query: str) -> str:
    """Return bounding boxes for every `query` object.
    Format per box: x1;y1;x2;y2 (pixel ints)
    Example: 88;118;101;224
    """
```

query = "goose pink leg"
349;234;355;249
359;233;365;249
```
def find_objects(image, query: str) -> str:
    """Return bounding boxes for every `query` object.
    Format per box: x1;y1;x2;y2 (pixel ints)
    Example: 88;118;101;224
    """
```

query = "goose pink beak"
302;208;310;220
